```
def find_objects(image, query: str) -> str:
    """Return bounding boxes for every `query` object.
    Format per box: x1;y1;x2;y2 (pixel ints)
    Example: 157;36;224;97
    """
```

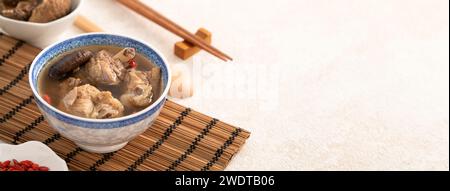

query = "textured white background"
11;0;450;170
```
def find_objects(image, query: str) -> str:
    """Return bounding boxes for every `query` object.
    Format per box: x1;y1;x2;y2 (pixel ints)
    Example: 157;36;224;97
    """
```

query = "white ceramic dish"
0;0;83;48
0;141;68;171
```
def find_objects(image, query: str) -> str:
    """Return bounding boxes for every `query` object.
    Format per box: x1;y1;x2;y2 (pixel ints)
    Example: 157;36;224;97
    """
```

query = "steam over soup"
38;46;163;119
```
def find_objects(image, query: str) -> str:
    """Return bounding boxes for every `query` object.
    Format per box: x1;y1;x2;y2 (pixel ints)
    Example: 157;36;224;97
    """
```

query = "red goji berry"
39;166;49;171
31;163;39;169
43;94;52;104
3;160;10;167
1;159;50;172
128;60;137;69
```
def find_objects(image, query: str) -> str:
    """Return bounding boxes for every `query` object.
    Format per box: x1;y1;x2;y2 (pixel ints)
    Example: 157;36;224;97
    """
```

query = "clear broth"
38;45;163;117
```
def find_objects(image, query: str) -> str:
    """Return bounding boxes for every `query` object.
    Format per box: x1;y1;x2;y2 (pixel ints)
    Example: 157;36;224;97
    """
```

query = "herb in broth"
38;46;163;119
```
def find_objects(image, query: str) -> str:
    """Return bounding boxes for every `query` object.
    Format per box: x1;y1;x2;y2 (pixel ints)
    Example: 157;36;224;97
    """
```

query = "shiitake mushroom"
48;50;94;80
3;0;20;7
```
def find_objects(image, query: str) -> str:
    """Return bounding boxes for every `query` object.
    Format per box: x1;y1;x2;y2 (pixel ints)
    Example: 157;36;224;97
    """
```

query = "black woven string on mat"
201;128;242;171
166;118;219;171
65;147;83;163
89;152;116;171
126;108;192;171
43;133;62;145
0;43;63;149
12;115;45;144
0;43;30;99
0;40;24;67
0;95;34;124
0;43;40;146
0;62;31;96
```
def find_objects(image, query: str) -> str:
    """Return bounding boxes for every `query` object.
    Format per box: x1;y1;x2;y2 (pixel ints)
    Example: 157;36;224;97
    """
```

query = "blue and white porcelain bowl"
29;33;171;153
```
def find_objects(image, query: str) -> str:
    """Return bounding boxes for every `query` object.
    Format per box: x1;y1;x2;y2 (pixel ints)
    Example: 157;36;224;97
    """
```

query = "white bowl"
0;141;68;171
29;33;171;154
0;0;83;48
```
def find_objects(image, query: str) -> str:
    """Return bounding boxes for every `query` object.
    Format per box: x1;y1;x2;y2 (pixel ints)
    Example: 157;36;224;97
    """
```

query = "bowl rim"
0;0;83;27
29;32;172;124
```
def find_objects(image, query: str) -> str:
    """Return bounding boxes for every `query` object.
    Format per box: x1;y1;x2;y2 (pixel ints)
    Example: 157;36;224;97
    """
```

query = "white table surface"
3;0;449;170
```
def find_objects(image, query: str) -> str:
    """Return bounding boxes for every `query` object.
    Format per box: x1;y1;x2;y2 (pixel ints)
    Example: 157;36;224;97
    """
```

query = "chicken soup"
38;46;163;119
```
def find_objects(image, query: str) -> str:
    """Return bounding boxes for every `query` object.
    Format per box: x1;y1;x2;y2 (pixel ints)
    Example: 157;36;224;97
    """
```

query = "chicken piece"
58;77;82;96
61;84;124;119
61;84;99;118
113;47;136;63
28;0;71;23
91;92;124;119
1;0;38;21
85;50;126;85
120;70;153;108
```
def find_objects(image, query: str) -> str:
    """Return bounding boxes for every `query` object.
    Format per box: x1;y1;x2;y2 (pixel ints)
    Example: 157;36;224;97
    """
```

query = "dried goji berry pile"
0;159;49;171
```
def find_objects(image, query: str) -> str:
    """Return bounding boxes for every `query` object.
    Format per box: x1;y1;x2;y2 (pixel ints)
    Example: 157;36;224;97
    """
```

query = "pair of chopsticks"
117;0;232;61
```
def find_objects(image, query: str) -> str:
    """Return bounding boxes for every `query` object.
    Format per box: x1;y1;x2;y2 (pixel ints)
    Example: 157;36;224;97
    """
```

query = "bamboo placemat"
0;33;250;171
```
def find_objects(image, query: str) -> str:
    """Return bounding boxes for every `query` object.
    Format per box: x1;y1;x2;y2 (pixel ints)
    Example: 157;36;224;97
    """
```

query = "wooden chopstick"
117;0;232;61
74;15;103;33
